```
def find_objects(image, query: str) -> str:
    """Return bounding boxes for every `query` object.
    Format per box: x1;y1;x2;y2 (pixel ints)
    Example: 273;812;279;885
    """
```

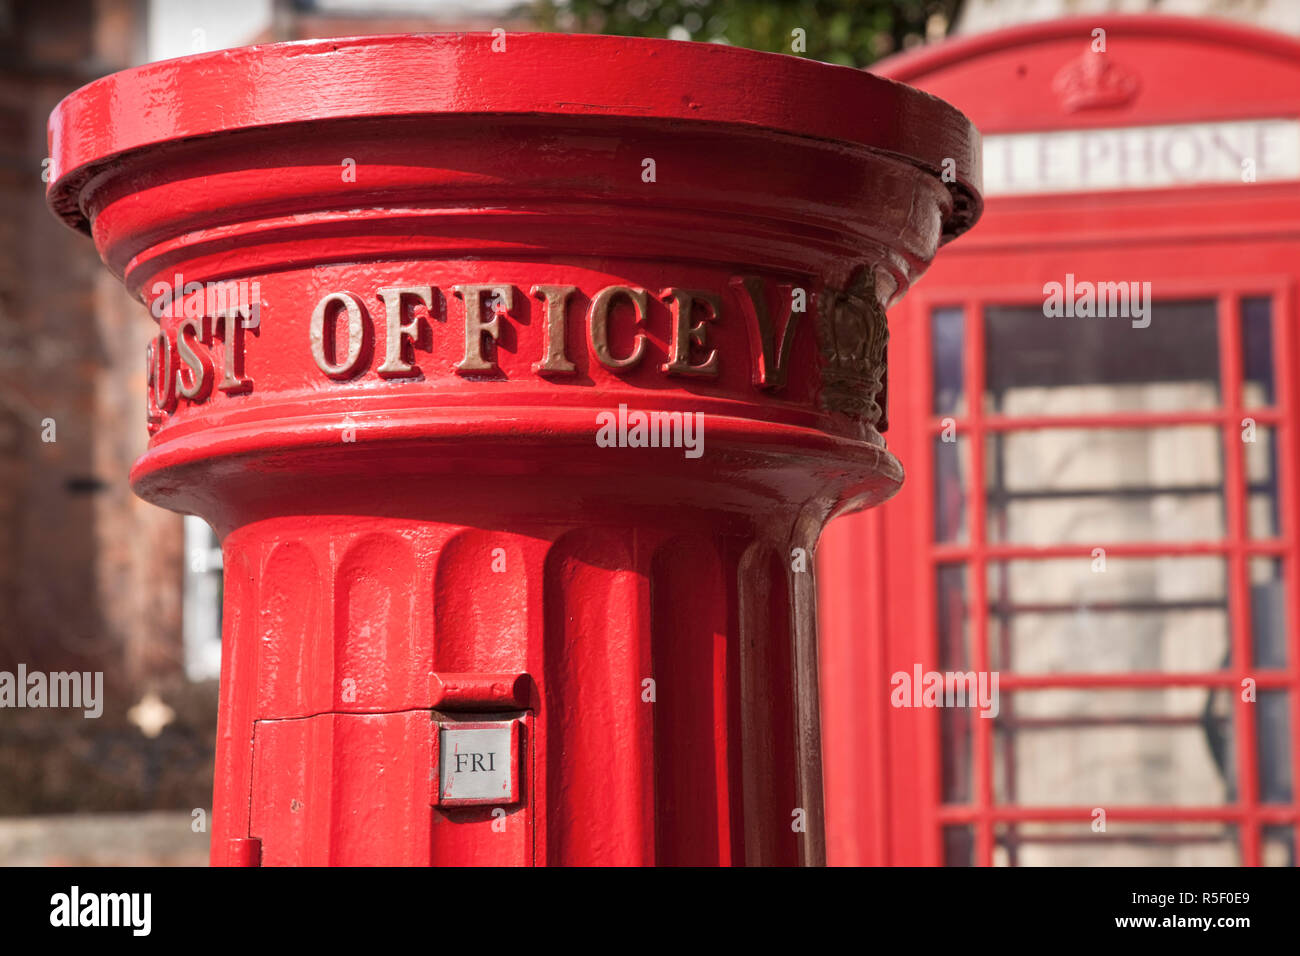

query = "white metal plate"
438;722;516;806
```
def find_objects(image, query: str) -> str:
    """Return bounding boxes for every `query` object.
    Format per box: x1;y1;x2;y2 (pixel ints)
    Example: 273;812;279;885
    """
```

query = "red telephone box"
820;15;1300;866
48;32;979;866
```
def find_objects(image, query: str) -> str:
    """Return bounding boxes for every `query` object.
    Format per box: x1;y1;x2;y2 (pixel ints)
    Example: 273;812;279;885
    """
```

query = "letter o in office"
311;291;368;379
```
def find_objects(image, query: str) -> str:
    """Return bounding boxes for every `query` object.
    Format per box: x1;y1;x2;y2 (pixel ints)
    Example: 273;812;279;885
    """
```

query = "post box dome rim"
46;31;981;241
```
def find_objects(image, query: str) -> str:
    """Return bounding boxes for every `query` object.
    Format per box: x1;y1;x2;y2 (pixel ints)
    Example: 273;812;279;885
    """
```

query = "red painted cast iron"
47;33;980;865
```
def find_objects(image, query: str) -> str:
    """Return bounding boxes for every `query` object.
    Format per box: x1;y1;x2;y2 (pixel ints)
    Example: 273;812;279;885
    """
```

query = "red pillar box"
47;33;980;866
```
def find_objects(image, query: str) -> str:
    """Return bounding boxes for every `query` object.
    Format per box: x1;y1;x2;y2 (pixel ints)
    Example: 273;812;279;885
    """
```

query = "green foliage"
524;0;964;67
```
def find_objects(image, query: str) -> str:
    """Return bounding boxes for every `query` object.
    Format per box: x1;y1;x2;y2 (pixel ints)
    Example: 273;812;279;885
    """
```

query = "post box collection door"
47;33;981;865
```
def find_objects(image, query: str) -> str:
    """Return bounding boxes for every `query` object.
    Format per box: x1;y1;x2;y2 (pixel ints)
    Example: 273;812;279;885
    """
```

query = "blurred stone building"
0;0;211;863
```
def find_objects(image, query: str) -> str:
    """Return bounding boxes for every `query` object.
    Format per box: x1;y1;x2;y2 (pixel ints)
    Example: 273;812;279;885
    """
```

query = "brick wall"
0;0;214;822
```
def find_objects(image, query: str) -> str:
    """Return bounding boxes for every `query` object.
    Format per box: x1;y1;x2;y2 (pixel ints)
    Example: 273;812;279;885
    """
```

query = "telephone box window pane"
937;564;970;671
934;436;969;543
993;822;1238;867
943;825;975;866
937;564;972;803
940;708;973;805
1262;826;1296;867
983;300;1219;415
932;306;965;415
1246;424;1282;539
992;689;1236;806
987;557;1229;674
1250;558;1288;669
1242;297;1275;407
986;426;1225;545
1258;691;1294;804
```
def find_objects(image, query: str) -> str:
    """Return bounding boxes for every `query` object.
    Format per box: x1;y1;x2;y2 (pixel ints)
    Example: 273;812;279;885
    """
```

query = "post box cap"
47;32;981;241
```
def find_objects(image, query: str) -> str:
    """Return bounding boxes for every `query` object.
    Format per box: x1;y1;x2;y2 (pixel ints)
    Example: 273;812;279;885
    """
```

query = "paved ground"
0;811;209;866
